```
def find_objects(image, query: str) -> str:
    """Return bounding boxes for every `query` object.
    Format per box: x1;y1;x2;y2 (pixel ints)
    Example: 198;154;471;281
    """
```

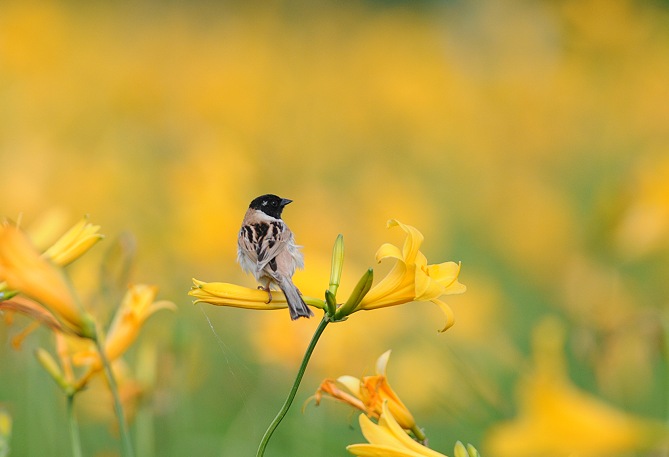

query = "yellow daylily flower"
189;278;325;311
484;317;667;457
356;220;465;332
347;401;446;457
0;221;95;337
42;215;103;266
320;350;422;440
73;284;175;377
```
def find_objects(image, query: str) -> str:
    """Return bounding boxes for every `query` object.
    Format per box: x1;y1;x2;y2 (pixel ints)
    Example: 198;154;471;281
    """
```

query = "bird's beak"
280;198;293;206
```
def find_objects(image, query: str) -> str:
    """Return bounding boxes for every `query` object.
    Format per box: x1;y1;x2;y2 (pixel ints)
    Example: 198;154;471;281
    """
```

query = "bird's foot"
257;285;273;304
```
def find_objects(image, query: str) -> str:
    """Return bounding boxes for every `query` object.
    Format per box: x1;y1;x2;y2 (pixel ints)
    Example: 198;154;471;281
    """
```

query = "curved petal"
387;220;424;265
375;350;391;376
338;375;363;399
358;262;410;309
414;268;445;302
432;299;456;333
139;300;177;324
193;280;286;302
347;444;426;457
358;413;409;448
375;243;404;263
415;251;428;269
426;262;461;288
381;401;446;457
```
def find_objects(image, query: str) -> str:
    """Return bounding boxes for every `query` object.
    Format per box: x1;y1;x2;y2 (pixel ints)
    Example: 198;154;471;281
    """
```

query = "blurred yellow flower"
322;350;422;440
0;406;10;457
356;220;465;332
484;317;667;457
189;278;325;311
76;358;144;427
73;284;175;377
0;407;10;439
347;401;445;457
0;221;95;337
42;215;103;266
0;295;64;333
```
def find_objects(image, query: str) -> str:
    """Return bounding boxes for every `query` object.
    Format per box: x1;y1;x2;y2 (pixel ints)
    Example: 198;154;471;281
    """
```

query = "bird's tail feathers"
279;277;313;320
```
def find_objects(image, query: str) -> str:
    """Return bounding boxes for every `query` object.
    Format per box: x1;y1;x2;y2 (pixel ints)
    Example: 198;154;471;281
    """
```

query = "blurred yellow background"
2;0;669;456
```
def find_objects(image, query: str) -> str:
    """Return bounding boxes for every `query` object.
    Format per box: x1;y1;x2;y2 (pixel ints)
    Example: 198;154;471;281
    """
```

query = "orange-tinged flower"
316;350;422;439
42;215;103;266
483;317;668;457
309;378;367;412
0;222;95;337
339;350;417;433
356;220;465;332
73;284;174;375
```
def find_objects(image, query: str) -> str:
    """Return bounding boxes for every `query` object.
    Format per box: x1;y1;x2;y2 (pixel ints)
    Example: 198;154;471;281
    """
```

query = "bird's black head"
249;194;293;219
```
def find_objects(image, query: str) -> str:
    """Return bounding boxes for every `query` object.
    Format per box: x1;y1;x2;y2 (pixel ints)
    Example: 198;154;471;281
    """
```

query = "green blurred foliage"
2;0;669;456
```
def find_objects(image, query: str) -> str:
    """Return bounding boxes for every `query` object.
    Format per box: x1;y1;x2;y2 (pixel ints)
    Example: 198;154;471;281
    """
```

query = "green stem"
94;338;134;457
256;316;329;457
67;394;83;457
411;424;426;443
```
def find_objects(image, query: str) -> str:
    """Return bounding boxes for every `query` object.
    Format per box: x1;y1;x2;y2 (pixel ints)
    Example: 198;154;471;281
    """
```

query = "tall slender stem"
94;338;134;457
256;316;329;457
66;394;83;457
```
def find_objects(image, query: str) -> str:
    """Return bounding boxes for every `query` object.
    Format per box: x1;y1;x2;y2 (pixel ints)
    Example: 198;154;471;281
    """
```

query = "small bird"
237;194;313;320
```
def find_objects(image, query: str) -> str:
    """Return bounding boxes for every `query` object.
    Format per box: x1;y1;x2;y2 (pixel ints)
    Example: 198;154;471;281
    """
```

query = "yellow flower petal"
414;269;445;302
375;243;404;263
381;401;445;457
347;444;426;457
358;263;413;309
358;414;413;449
338;375;363;399
431;299;456;333
73;284;174;376
426;262;462;289
0;222;93;337
387;219;424;265
43;216;103;266
375;350;391;376
190;279;324;310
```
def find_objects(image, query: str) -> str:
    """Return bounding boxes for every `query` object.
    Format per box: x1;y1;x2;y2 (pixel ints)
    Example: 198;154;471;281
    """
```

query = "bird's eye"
272;201;278;207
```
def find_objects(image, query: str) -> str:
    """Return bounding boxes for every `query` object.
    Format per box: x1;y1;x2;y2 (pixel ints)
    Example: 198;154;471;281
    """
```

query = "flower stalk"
95;337;134;457
67;394;83;457
256;316;329;457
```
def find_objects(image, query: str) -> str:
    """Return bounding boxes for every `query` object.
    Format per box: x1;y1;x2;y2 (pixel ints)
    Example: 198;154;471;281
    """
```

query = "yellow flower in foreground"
319;350;421;439
42;215;103;266
347;401;447;457
0;221;94;337
73;284;175;375
357;220;465;332
0;406;11;457
484;317;667;457
0;407;10;439
189;278;325;311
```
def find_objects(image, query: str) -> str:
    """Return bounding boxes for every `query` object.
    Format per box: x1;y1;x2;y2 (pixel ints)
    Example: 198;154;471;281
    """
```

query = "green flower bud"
335;268;373;320
328;234;344;297
325;289;337;317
